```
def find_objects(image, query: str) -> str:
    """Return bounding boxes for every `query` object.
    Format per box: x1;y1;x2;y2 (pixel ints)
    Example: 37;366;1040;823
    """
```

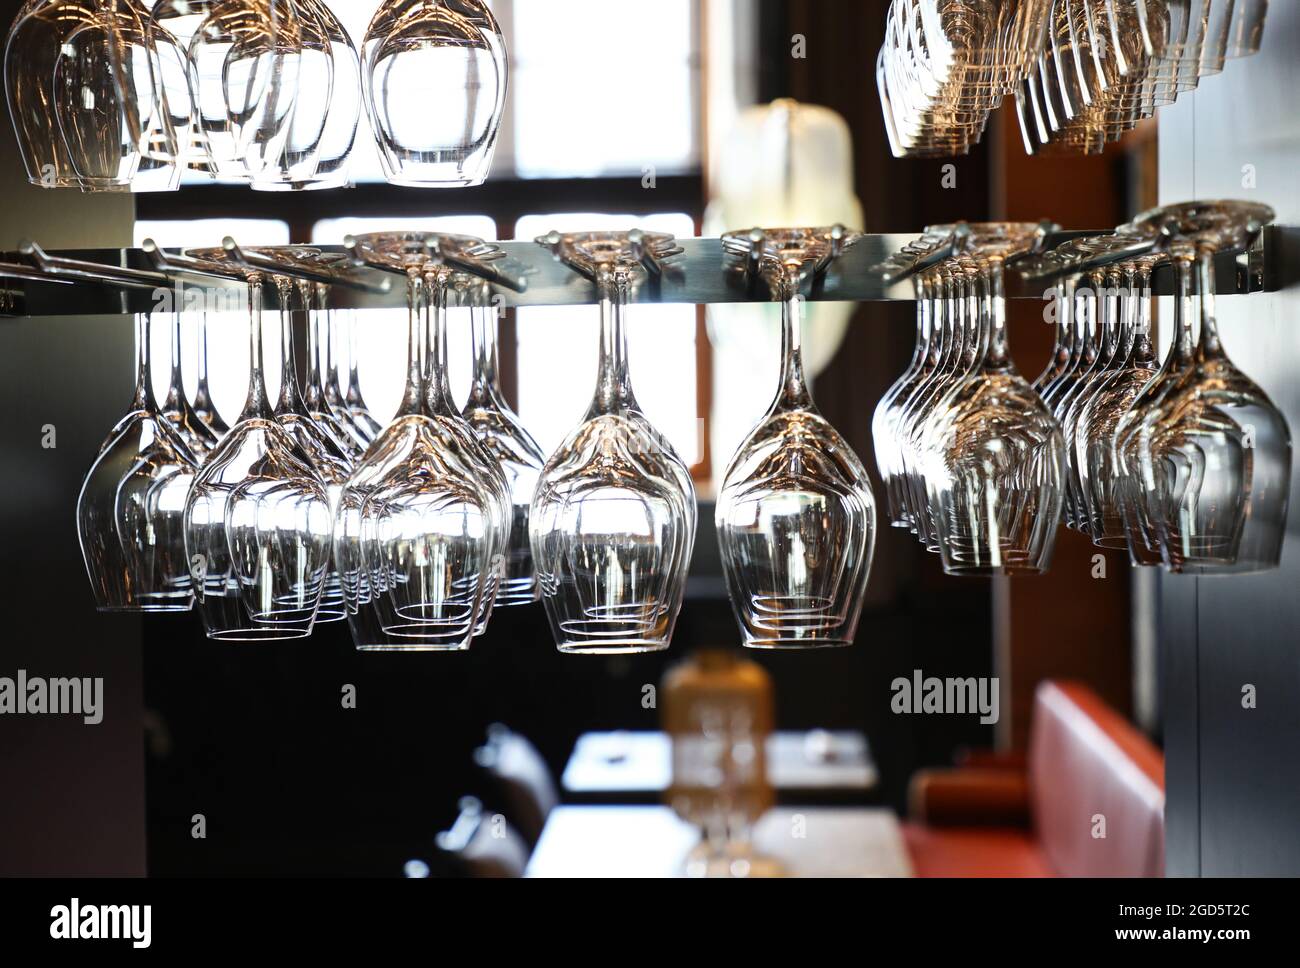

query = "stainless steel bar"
0;229;1287;317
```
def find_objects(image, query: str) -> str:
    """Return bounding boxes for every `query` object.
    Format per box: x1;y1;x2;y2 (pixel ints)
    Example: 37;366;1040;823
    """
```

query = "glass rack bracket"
0;227;1284;318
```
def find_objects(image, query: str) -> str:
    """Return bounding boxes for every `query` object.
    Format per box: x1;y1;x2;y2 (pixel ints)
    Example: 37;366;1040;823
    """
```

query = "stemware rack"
0;225;1287;318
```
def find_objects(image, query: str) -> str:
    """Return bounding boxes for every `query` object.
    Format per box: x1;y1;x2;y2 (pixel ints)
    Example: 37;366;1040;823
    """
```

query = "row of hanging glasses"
66;225;882;652
874;199;1291;576
4;0;506;192
873;222;1067;574
1023;199;1290;573
877;0;1268;159
75;233;542;647
65;205;1283;656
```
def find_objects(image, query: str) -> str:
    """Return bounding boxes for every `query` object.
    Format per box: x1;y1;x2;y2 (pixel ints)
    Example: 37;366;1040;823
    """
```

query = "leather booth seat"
903;681;1165;877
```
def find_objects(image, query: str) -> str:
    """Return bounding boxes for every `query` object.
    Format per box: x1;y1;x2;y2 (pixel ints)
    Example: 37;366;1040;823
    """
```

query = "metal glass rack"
0;226;1284;318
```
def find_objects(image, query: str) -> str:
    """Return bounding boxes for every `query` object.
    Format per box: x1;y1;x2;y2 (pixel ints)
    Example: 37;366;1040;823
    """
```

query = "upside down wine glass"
922;233;1066;575
460;285;545;606
334;247;503;651
716;231;875;648
530;238;696;654
183;273;332;640
1139;203;1291;573
78;313;199;612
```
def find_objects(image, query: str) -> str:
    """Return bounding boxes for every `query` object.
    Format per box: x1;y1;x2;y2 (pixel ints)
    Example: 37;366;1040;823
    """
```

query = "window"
306;0;700;183
513;213;700;467
132;218;290;249
507;0;699;178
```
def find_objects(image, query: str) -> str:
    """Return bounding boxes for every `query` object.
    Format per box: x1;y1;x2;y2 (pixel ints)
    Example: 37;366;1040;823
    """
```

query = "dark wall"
1158;4;1300;876
0;0;144;873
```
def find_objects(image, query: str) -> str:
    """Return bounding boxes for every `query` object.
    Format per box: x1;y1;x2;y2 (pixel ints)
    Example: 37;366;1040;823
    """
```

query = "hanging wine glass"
716;228;875;648
921;225;1066;575
190;312;231;438
1113;245;1201;568
160;312;220;457
1077;256;1161;549
1060;267;1121;532
873;272;935;528
530;231;696;653
190;0;302;181
362;0;507;186
460;284;545;607
334;233;504;650
77;312;199;612
424;266;510;635
149;0;219;176
5;0;165;190
899;261;975;550
1133;200;1290;573
264;274;354;622
183;272;332;640
250;0;333;191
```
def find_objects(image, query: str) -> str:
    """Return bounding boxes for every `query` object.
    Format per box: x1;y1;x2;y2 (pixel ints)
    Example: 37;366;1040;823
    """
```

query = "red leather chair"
903;681;1165;877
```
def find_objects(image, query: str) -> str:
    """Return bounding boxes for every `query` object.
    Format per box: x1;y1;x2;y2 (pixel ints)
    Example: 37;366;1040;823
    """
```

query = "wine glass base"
556;641;670;655
96;602;193;614
355;642;471;652
205;626;314;641
742;637;852;650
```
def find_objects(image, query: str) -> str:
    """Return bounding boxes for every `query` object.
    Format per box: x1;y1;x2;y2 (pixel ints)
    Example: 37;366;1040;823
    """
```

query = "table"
525;806;913;878
561;730;878;804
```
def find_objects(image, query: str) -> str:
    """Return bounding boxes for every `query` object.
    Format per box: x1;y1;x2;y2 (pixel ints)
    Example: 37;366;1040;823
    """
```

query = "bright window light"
514;212;699;466
133;219;290;249
511;0;697;178
311;215;499;245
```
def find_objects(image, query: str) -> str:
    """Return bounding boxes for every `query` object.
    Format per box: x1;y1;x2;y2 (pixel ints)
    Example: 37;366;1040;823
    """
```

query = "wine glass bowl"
362;0;507;187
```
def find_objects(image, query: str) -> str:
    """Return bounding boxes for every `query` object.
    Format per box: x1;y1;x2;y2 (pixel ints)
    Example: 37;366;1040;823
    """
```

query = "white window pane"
514;212;695;240
133;219;290;248
511;0;697;178
515;211;698;466
312;215;498;244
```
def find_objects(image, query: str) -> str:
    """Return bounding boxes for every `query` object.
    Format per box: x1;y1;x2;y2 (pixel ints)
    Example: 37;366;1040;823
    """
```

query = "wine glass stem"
167;312;185;404
775;264;812;411
132;312;156;411
240;276;272;420
469;303;501;404
1175;257;1196;363
347;307;363;401
397;272;424;417
196;312;212;397
1196;247;1224;359
304;284;323;397
275;278;301;413
591;268;637;414
424;269;457;415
